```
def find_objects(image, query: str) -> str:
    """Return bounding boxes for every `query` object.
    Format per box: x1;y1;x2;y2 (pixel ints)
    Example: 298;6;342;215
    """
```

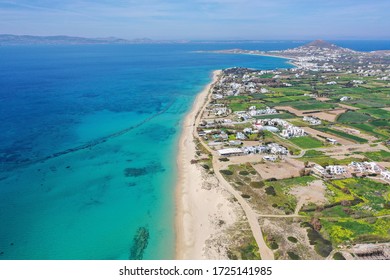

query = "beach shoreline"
175;70;222;259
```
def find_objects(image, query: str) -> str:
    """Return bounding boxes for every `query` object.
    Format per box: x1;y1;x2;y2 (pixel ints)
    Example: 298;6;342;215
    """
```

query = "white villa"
326;165;347;175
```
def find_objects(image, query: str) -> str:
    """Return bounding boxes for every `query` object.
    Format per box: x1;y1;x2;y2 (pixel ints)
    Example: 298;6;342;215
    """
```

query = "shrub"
333;252;346;260
270;242;279;250
265;186;276;196
266;178;277;182
239;171;249;176
287;251;300;260
250;181;265;188
220;169;233;175
202;164;210;170
287;236;298;243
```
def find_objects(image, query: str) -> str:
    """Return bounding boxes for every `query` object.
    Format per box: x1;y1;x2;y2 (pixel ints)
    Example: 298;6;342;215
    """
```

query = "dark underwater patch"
136;124;176;142
129;227;149;260
123;162;165;177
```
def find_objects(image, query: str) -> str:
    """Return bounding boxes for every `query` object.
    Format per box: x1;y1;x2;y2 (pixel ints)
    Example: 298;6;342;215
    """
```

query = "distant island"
0;35;309;45
0;34;191;45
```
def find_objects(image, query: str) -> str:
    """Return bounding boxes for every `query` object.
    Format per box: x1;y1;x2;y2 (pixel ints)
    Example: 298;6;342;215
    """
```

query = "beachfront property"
209;104;228;116
218;148;244;157
217;143;288;157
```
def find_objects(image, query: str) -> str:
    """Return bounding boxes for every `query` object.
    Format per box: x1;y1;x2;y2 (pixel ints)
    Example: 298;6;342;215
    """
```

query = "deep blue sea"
0;41;388;259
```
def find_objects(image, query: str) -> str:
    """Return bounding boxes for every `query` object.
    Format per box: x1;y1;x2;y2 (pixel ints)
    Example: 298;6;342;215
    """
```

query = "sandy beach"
175;70;239;259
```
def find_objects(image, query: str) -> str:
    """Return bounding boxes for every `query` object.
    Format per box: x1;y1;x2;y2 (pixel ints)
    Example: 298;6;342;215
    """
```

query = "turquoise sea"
0;41;388;259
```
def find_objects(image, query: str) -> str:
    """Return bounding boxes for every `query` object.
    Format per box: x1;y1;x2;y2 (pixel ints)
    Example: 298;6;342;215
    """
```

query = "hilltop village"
191;40;390;260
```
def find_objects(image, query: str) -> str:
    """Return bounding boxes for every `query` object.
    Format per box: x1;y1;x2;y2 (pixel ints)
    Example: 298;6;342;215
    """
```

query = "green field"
371;119;390;128
301;178;390;245
359;108;390;119
293;103;335;111
228;102;267;112
270;87;310;96
254;113;295;119
264;100;336;111
361;150;390;162
322;218;390;245
347;123;389;140
316;127;368;143
264;95;312;103
288;136;324;149
351;99;390;109
261;130;301;155
337;111;373;123
300;150;363;166
265;176;317;188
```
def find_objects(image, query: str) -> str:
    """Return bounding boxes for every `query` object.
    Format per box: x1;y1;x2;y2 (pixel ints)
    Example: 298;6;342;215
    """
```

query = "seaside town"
188;40;390;260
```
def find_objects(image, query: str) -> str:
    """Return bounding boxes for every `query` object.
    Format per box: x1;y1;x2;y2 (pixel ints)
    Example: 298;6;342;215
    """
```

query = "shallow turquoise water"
0;43;294;259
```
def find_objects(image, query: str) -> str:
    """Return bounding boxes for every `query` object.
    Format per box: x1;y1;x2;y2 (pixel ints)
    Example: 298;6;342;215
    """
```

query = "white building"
218;148;244;157
248;107;277;117
326;138;338;145
326;165;346;175
236;132;246;140
303;116;321;125
349;162;382;174
381;170;390;181
263;155;277;162
281;126;306;138
313;164;326;175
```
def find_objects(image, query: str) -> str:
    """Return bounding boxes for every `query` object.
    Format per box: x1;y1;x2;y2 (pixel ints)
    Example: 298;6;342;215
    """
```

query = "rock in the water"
129;227;149;260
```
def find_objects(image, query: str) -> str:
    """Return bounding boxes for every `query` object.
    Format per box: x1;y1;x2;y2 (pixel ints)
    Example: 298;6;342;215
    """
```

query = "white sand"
175;70;238;259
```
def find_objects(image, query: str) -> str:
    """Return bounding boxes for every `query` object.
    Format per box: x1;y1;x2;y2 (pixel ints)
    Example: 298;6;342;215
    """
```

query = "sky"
0;0;389;40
